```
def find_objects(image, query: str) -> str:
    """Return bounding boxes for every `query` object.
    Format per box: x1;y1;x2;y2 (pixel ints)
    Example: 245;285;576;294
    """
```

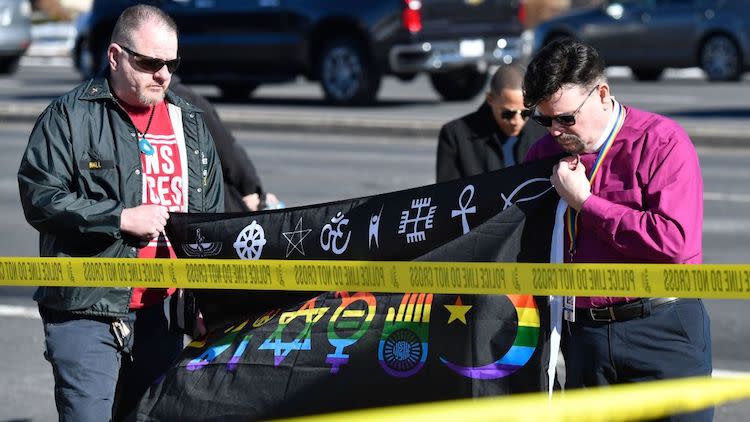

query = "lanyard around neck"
566;102;626;259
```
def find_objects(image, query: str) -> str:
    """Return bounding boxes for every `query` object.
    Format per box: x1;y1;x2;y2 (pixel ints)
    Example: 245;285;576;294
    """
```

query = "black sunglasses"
117;43;180;74
500;108;531;121
532;85;599;127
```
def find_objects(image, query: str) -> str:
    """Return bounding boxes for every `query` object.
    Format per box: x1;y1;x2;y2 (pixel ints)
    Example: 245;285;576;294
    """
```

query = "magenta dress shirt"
524;106;703;308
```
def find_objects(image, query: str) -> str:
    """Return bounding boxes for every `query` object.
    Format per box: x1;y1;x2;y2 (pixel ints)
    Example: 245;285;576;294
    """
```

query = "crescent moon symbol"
440;295;540;379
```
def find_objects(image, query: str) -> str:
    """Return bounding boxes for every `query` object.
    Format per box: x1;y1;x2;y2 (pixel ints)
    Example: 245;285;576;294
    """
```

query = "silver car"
529;0;750;81
0;0;31;74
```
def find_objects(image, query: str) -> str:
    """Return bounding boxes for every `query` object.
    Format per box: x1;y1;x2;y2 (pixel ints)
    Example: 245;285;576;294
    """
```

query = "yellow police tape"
281;375;750;422
0;256;748;298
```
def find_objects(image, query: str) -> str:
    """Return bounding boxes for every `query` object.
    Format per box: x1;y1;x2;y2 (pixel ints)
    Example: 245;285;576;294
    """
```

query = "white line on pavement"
703;219;750;234
704;192;750;203
19;56;73;68
0;304;39;319
713;369;750;378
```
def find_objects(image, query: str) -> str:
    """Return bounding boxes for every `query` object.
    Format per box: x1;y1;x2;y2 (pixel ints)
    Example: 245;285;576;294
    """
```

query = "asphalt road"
0;61;749;421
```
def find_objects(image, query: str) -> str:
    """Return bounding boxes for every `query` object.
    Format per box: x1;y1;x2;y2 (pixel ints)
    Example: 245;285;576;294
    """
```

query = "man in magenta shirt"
524;39;711;421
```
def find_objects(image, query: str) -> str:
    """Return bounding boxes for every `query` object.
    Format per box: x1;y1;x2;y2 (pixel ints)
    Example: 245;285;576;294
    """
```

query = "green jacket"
17;77;224;318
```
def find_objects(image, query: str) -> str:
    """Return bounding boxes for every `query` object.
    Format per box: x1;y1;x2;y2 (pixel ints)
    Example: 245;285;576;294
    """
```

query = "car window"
615;0;697;7
653;0;696;5
614;0;655;9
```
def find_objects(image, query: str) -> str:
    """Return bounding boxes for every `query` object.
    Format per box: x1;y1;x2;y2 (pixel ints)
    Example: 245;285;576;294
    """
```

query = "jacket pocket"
35;286;113;312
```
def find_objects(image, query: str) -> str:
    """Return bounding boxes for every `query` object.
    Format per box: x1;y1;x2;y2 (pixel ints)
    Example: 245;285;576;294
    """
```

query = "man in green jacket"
17;5;223;421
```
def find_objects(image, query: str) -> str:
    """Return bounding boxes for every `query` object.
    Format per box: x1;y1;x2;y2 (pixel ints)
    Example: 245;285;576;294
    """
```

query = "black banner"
137;157;559;420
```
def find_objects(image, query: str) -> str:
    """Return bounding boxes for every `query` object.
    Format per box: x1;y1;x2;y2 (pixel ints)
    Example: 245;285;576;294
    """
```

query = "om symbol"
320;212;351;255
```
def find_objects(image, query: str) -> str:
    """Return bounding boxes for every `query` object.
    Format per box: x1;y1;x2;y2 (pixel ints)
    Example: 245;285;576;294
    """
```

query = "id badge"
563;296;576;322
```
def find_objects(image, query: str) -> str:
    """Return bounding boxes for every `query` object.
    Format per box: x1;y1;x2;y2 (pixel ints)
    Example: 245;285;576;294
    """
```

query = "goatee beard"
556;134;586;154
139;90;165;107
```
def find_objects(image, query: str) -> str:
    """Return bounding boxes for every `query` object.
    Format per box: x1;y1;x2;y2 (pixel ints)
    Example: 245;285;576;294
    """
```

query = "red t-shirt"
122;99;186;309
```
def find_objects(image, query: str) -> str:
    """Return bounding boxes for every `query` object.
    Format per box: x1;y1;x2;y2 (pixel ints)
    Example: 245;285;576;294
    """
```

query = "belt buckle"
589;307;616;322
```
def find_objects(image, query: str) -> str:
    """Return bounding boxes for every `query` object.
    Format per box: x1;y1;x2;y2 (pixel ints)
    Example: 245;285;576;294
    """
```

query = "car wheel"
700;35;741;81
631;68;663;81
429;67;488;101
319;39;380;105
0;56;20;75
218;83;259;102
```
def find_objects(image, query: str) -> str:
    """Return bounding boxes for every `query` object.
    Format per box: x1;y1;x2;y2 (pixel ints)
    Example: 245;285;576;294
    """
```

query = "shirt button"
196;188;202;193
189;113;195;119
130;132;136;137
131;247;136;253
134;169;141;175
194;150;199;155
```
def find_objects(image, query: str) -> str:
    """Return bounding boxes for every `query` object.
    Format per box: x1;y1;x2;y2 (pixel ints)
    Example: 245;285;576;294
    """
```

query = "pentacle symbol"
381;328;423;373
233;220;267;260
282;217;312;257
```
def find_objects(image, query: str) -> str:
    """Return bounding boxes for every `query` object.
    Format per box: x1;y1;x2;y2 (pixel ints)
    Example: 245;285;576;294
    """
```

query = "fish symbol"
500;178;554;210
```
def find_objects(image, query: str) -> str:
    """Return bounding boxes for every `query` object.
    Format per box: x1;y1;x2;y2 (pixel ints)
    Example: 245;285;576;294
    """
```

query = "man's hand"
263;193;281;209
243;192;283;211
242;193;261;211
551;156;591;211
194;311;207;338
120;205;170;241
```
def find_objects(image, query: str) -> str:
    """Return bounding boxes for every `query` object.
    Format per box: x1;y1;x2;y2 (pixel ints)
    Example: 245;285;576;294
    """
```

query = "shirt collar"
588;98;620;153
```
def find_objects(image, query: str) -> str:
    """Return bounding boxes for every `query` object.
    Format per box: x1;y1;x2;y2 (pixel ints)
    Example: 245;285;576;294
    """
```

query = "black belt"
575;298;679;323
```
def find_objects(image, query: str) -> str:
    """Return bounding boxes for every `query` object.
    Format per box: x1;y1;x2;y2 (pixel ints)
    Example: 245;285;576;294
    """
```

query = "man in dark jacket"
17;5;223;421
436;64;547;182
169;77;281;212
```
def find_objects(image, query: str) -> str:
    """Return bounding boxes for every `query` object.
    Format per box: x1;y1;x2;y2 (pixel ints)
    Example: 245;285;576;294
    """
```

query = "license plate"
459;39;484;57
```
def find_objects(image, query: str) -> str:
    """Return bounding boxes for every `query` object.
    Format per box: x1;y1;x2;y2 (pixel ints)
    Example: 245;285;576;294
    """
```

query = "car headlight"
0;7;10;26
19;0;31;18
520;29;535;59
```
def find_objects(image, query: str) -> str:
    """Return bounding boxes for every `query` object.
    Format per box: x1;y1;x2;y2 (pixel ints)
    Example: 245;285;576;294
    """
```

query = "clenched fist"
551;155;592;211
120;205;170;241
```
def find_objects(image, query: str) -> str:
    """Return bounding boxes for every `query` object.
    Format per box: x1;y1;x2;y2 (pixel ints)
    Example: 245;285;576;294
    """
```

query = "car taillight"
403;0;422;33
517;1;527;27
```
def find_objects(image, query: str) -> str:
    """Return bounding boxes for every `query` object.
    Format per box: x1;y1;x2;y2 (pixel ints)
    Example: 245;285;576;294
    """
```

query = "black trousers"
563;299;713;422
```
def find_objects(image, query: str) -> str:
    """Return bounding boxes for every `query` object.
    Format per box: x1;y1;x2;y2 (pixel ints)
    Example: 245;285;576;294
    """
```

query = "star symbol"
444;296;472;325
282;217;312;257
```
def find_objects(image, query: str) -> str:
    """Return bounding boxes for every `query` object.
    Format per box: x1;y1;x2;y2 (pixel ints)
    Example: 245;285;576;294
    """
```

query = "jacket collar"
78;76;202;114
472;102;502;139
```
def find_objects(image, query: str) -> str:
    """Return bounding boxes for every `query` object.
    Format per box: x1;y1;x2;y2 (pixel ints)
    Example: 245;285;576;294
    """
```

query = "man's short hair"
489;64;525;95
110;4;178;47
522;38;606;109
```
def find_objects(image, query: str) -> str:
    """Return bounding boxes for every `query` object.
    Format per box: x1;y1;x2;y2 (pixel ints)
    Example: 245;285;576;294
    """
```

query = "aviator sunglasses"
117;43;181;74
531;85;599;127
500;108;532;121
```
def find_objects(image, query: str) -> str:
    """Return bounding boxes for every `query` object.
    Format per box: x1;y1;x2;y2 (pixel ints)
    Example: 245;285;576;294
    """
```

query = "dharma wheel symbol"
233;221;267;260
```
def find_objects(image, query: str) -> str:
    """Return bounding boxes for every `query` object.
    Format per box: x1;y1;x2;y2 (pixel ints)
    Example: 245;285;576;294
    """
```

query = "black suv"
74;0;527;104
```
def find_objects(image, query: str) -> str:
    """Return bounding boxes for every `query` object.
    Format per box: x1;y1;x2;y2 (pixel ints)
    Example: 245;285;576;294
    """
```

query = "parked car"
26;21;76;58
0;0;31;74
74;0;528;104
528;0;750;81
